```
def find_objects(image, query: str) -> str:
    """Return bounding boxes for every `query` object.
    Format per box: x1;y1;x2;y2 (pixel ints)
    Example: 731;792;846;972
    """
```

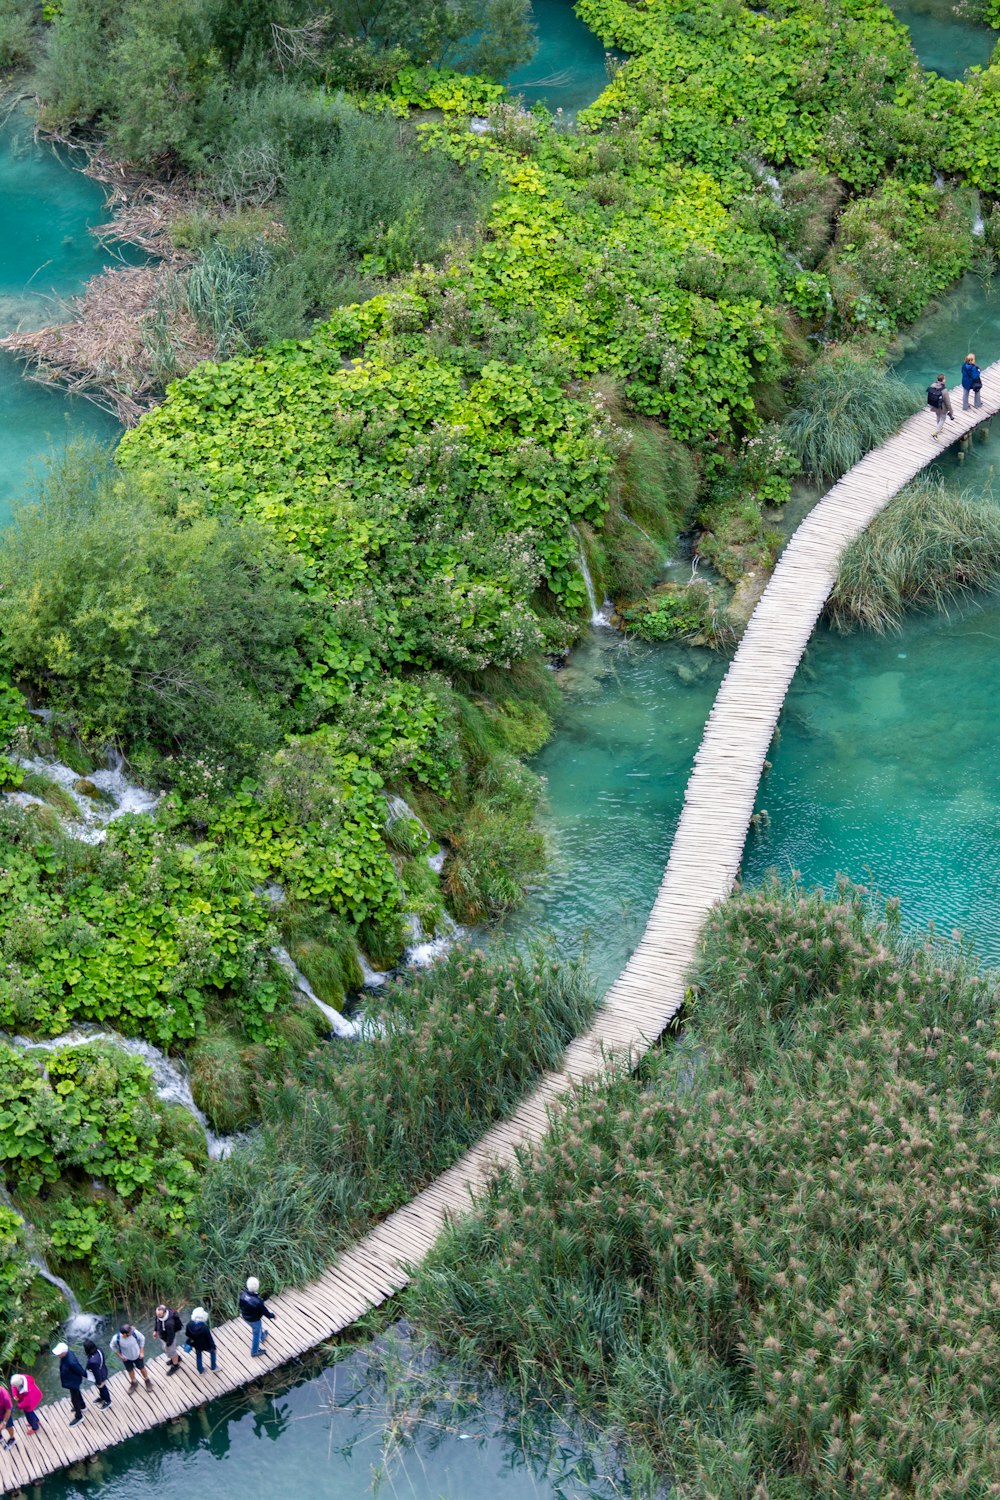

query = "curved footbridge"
3;380;996;1490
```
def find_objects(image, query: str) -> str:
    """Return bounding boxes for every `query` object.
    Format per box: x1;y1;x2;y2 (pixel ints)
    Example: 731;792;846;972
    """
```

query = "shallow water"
0;113;122;521
510;632;725;991
889;0;995;78
506;0;612;115
36;1339;620;1500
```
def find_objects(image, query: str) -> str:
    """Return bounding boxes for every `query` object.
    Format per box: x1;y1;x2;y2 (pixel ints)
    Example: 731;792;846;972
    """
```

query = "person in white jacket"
110;1324;153;1394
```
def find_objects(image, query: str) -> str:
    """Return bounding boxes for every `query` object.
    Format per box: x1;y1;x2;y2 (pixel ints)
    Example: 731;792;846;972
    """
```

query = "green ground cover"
410;881;1000;1498
1;0;1000;1374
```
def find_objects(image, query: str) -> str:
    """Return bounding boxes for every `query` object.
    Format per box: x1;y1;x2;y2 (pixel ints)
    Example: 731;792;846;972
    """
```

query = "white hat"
52;1342;69;1358
246;1277;259;1293
11;1375;26;1393
191;1308;208;1322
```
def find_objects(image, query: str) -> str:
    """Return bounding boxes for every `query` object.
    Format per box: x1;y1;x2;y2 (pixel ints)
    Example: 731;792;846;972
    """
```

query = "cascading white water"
9;752;159;843
385;794;447;875
271;947;367;1038
572;527;613;627
8;1030;233;1161
403;911;463;968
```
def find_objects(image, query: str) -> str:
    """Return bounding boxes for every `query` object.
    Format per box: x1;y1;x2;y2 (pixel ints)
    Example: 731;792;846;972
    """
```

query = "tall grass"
93;943;594;1314
410;880;1000;1498
783;356;920;481
828;474;1000;632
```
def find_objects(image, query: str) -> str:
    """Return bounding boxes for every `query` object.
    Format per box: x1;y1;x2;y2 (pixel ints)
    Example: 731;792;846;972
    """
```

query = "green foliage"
0;1041;194;1216
188;1026;258;1134
0;806;280;1046
0;0;34;69
443;754;545;921
0;444;307;769
0;1207;64;1369
782;357;921;481
92;943;593;1309
411;881;1000;1497
829;475;1000;633
620;582;714;643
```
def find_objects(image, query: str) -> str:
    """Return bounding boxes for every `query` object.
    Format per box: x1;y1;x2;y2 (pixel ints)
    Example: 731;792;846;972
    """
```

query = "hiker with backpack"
927;372;955;435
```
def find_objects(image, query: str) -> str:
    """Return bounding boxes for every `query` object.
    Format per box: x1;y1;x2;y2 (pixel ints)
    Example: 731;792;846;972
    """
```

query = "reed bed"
828;474;1000;632
411;881;1000;1498
783;358;921;481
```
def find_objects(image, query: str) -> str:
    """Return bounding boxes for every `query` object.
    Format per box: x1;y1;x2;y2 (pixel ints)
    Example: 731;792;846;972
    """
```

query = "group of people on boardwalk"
0;1276;275;1445
927;354;984;433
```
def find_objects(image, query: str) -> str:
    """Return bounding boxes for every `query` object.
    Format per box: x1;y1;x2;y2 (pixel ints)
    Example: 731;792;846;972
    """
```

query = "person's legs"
195;1348;205;1374
4;1418;14;1447
69;1388;86;1424
98;1383;111;1408
250;1319;263;1356
137;1358;152;1392
976;385;983;407
936;405;946;430
963;387;971;409
210;1347;218;1371
25;1410;40;1433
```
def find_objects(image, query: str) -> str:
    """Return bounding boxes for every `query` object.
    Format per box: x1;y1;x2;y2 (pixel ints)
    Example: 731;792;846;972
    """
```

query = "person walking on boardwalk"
928;372;956;435
111;1322;153;1394
155;1303;185;1375
184;1307;218;1374
83;1338;112;1408
0;1383;15;1447
239;1276;276;1356
962;352;983;410
10;1373;43;1435
53;1341;87;1426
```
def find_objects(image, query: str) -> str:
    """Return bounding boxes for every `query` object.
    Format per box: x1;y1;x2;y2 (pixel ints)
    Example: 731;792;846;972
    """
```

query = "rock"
73;778;104;802
725;567;768;634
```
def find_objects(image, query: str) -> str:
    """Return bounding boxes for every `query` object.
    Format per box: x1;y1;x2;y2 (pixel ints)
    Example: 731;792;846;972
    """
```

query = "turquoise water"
0;113;121;521
36;1337;620;1499
741;270;1000;961
512;632;725;991
889;0;995;78
506;0;611;115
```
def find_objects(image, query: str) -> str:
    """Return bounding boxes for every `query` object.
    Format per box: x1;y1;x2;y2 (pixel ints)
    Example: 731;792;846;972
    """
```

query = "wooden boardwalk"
2;378;994;1490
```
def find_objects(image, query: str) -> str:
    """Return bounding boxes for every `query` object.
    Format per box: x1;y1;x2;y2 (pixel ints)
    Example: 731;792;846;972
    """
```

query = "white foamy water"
10;752;159;842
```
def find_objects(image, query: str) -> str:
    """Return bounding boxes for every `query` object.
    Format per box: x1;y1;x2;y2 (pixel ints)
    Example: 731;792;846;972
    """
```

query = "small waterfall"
9;753;159;843
385;794;447;875
573;528;612;627
404;910;463;968
974;214;985;237
9;1030;233;1161
271;946;366;1038
0;1185;101;1340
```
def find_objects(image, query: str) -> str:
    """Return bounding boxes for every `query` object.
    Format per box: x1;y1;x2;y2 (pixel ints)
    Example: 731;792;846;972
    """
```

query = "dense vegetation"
2;0;1000;1389
411;882;1000;1498
829;473;1000;632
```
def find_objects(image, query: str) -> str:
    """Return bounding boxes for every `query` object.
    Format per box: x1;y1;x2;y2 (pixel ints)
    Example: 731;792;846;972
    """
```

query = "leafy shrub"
411;881;1000;1498
0;0;34;69
0;444;307;768
782;357;921;481
828;475;1000;633
619;582;714;642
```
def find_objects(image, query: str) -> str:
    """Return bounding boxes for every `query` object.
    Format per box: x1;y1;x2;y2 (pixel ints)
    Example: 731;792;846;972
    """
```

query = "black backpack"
927;384;944;409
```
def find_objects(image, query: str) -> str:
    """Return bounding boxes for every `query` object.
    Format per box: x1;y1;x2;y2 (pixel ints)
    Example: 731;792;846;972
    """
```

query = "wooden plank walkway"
2;377;994;1490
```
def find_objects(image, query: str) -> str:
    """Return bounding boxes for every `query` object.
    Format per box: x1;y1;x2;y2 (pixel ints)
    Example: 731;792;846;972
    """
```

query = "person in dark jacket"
154;1304;184;1374
83;1340;112;1408
53;1342;87;1426
184;1308;218;1374
928;372;955;435
239;1276;276;1356
961;352;983;411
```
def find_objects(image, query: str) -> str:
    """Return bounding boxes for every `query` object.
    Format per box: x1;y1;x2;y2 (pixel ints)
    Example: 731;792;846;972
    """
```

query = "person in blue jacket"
53;1341;87;1426
239;1276;276;1356
961;352;983;411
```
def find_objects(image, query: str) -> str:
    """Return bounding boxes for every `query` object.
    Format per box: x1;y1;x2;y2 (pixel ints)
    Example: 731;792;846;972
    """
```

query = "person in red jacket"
0;1383;15;1446
10;1373;43;1435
